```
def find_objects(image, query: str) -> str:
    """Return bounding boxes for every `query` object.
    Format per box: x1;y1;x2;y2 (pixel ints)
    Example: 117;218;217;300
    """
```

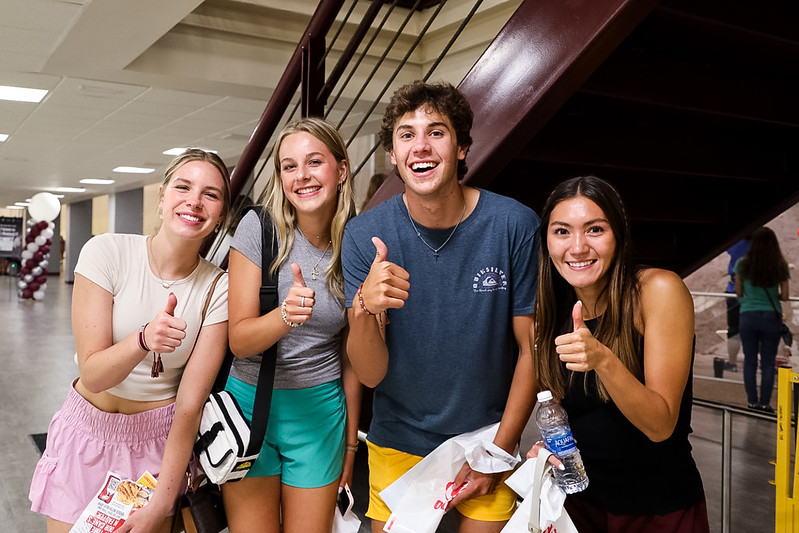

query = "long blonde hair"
260;117;356;299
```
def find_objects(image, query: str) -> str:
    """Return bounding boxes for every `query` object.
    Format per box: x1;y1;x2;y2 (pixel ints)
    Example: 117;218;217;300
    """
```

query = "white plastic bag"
381;423;520;533
502;448;577;533
332;484;361;533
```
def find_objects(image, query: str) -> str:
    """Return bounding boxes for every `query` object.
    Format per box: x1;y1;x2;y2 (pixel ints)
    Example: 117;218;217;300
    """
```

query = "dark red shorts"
564;492;710;533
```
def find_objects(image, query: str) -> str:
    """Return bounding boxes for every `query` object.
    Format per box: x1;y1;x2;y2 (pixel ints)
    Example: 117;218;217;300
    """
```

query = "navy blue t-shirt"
342;189;540;456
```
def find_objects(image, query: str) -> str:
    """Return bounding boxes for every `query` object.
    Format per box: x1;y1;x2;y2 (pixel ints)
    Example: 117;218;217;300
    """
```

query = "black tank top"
560;318;705;515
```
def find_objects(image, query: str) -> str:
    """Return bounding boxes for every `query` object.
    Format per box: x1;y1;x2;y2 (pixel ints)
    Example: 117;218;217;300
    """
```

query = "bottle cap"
537;390;553;402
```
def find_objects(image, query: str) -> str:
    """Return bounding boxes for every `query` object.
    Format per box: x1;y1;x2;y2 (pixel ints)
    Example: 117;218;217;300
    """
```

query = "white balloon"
21;250;33;260
41;228;54;240
40;260;49;269
33;290;45;300
32;266;43;276
26;242;39;253
24;274;34;283
48;221;55;230
35;235;47;246
28;192;61;222
17;280;28;290
40;283;47;291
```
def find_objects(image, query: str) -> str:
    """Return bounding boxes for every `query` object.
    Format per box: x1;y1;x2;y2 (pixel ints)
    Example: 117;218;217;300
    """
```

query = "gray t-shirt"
229;209;346;389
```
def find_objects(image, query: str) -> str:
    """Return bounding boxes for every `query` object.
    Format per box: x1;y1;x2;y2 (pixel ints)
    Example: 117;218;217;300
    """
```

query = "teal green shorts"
224;376;346;488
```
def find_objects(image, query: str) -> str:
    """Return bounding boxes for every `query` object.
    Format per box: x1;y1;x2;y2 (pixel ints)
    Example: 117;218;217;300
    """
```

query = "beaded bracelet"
281;300;302;328
137;323;150;352
357;283;375;315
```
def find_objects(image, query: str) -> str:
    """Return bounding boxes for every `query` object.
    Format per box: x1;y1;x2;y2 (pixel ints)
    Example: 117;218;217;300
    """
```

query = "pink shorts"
29;380;176;524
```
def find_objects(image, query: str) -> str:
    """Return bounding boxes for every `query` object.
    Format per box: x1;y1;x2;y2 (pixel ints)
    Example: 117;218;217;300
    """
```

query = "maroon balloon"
37;220;49;230
20;267;30;276
22;289;33;299
46;238;52;245
40;245;50;254
25;234;35;243
39;267;47;276
29;282;40;291
25;259;37;269
34;251;44;262
36;275;48;284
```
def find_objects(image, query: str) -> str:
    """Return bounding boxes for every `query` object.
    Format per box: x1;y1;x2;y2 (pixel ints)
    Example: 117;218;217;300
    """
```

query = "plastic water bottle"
534;390;589;494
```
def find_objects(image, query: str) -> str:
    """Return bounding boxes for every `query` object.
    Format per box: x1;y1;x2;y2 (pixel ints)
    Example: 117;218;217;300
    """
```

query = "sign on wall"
0;216;23;258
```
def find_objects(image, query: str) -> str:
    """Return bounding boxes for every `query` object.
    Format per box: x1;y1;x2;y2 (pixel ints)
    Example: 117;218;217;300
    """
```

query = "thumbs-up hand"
145;292;188;353
359;237;410;314
283;262;315;327
553;301;607;372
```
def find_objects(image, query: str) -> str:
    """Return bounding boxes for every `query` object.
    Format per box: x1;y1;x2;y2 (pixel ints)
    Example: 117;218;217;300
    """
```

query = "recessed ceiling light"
163;147;217;156
113;166;155;174
15;202;30;206
51;187;87;193
80;178;116;185
0;134;8;142
0;85;48;103
6;205;25;210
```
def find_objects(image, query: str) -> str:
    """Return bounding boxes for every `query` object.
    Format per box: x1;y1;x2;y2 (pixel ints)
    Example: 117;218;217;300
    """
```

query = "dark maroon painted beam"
458;0;662;188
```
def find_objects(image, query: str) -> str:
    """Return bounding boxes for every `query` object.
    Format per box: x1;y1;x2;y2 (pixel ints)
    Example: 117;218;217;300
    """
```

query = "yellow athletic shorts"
365;440;517;523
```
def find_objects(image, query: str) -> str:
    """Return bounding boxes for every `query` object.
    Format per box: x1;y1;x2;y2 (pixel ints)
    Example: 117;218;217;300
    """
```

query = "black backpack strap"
246;206;278;456
209;205;278;458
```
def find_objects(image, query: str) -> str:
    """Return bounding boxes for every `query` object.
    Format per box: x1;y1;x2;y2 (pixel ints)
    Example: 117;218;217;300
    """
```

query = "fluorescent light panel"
80;178;115;185
163;147;217;156
51;186;86;193
113;166;155;174
0;85;48;103
6;205;25;210
0;134;8;142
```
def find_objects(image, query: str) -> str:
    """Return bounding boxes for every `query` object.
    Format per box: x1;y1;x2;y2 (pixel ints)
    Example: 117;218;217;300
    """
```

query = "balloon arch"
18;192;61;301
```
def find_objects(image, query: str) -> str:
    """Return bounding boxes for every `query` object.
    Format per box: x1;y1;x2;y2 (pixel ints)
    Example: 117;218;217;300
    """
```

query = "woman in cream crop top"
30;149;231;533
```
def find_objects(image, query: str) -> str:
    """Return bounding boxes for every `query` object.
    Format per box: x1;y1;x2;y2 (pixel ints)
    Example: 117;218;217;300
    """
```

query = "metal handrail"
692;398;787;533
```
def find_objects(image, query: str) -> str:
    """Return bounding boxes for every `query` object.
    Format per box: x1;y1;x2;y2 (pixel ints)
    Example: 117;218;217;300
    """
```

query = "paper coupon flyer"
69;471;156;533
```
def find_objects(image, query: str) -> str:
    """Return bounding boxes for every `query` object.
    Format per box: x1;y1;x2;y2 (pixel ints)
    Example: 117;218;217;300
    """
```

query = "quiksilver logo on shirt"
472;267;507;293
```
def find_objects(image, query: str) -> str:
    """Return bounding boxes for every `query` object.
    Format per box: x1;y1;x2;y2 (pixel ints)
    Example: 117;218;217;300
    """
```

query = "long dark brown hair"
534;176;643;401
737;226;789;288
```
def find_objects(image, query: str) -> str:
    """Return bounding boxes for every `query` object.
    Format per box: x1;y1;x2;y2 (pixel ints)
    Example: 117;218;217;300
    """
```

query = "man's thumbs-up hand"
358;237;410;315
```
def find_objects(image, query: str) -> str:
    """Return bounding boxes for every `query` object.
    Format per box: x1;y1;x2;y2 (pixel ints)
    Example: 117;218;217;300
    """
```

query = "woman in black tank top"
527;176;709;533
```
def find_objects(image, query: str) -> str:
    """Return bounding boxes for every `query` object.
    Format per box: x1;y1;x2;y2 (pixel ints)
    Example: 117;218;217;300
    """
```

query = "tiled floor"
4;272;789;532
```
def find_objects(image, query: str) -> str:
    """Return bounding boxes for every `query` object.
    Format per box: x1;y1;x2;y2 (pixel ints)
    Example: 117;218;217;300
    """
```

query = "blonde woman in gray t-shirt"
223;118;360;533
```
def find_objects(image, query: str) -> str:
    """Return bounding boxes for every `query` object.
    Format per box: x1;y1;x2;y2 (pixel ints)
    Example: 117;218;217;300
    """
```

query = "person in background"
29;149;232;533
343;80;540;532
528;175;709;532
222;117;361;533
723;238;750;371
735;226;790;413
360;172;387;212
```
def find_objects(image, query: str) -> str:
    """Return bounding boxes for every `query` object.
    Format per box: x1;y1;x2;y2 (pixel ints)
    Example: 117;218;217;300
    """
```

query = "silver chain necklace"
310;240;331;280
299;228;332;280
406;198;466;261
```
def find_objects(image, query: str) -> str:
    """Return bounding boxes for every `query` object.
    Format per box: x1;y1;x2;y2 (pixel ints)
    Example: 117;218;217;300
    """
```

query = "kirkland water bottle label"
544;431;577;456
